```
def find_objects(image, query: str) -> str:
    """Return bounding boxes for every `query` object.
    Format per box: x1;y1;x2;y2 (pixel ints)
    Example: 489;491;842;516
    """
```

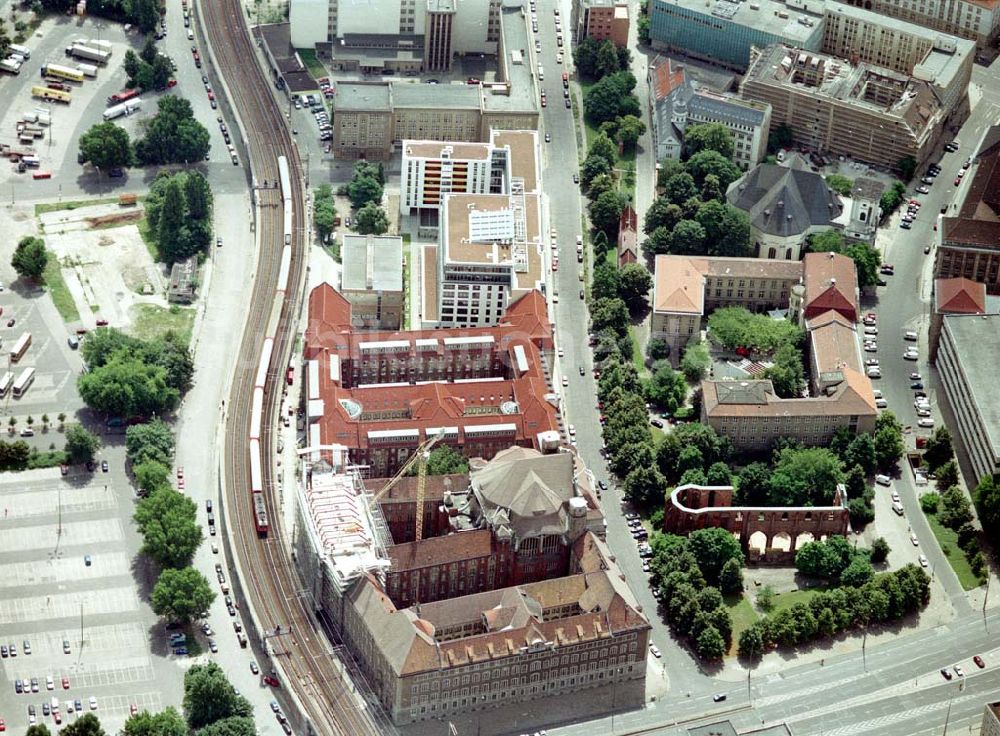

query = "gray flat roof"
942;313;1000;461
392;81;482;109
342;234;404;292
667;0;822;44
486;3;538;113
334;82;392;112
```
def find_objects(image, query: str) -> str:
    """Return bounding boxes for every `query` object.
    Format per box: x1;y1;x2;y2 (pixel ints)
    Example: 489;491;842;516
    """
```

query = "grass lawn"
137;216;161;262
34;197;120;216
43;251;81;323
767;585;829;613
924;512;983;590
628;324;645;374
724;593;758;655
295;48;327;80
129;304;196;345
576;79;637;166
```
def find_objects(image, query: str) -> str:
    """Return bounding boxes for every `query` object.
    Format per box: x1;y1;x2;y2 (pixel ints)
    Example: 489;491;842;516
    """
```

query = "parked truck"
65;44;111;64
0;58;21;75
102;99;141;121
107;88;140;106
76;63;98;78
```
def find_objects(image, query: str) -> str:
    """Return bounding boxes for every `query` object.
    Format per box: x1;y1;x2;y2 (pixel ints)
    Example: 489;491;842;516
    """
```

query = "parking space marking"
1;485;117;521
1;623;148;663
57;657;156;689
0;551;131;589
0;586;138;625
0;518;123;553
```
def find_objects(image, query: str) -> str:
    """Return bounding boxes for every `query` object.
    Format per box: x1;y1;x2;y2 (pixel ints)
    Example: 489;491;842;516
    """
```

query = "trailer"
65;44;111;64
40;64;83;83
103;99;141;121
0;58;21;74
107;88;140;106
76;63;98;78
8;43;30;60
31;86;71;104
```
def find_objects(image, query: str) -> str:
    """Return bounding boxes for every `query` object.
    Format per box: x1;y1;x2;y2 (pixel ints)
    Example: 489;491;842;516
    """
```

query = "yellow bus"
40;63;83;83
31;86;71;104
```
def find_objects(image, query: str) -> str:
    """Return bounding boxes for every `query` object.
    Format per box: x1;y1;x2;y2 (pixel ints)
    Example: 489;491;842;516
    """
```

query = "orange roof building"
930;276;991;363
303;284;560;476
802;251;859;323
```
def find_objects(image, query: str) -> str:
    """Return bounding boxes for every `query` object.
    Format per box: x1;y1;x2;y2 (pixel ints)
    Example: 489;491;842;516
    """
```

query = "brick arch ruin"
663;484;851;564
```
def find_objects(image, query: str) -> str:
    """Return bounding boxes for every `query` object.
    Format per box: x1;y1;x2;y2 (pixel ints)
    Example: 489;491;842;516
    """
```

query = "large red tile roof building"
304;284;560;476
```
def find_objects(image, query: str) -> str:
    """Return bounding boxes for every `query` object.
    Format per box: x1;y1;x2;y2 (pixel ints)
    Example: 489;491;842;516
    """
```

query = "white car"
557;347;564;358
903;350;919;361
910;532;919;546
867;368;881;378
918;418;935;428
891;491;901;503
864;343;878;352
918;554;929;567
916;408;932;417
568;424;576;436
562;375;568;387
865;358;880;366
649;644;661;658
89;696;98;710
864;326;878;335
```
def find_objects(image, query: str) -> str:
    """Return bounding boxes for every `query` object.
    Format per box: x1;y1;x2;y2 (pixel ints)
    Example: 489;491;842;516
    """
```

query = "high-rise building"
574;0;630;47
399;139;511;221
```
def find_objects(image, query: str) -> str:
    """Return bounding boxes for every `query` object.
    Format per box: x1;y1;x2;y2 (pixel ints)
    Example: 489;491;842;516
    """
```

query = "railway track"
195;2;382;735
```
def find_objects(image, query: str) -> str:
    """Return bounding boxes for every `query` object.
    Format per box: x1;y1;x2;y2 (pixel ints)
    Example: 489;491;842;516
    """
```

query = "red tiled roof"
935;277;986;314
803;252;857;322
389;529;493;571
649;56;687;102
942;127;1000;248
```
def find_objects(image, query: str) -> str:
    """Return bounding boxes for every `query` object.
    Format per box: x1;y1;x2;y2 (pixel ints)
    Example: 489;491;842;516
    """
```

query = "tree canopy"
683;123;734;161
768;447;845;506
134;487;202;567
144;170;214;264
135;96;211;166
12;235;48;282
152;567;215;623
183;663;253;730
583;71;640;125
126;419;176;466
354;202;389;235
79;122;133;171
123;707;188;736
64;424;102;464
707;307;804;354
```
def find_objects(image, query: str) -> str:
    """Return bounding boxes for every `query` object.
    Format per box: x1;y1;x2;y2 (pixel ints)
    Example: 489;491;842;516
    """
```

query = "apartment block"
928;277;989;364
935;314;1000;483
936;126;1000;292
741;44;944;170
340;234;405;330
303;283;559;477
575;0;630;47
835;0;1000;47
400;140;511;219
648;56;772;170
983;702;1000;736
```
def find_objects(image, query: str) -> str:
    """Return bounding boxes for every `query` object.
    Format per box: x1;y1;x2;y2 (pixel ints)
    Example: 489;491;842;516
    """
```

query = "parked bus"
9;44;30;60
40;64;83;83
31;86;71;104
10;332;31;362
12;367;35;398
0;372;13;398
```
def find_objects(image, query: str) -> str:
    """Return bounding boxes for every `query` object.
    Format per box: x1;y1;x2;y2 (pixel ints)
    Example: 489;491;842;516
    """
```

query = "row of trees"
79;97;212;173
738;565;931;658
123;38;175;92
145;170;214;264
581;133;630;241
650;530;744;661
573;37;631;82
78;327;193;419
642;127;752;260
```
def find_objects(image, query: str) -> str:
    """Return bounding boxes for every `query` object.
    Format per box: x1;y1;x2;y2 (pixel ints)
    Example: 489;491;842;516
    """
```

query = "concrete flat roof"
392;81;482;109
334;82;392;111
662;0;823;45
342;235;404;293
942;314;1000;462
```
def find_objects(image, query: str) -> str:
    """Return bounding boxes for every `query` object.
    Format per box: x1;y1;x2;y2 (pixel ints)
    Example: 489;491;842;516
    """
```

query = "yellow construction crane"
371;429;446;542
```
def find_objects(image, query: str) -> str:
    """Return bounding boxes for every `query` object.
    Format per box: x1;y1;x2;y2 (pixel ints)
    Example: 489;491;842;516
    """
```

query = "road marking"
0;586;138;624
0;551;131;588
0;518;123;552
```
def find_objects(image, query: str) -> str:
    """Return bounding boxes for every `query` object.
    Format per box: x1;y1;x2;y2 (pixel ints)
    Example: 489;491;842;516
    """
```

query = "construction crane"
371;429;446;542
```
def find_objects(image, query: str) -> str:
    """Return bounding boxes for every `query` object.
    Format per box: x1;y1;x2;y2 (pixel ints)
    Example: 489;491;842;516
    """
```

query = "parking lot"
0;466;184;733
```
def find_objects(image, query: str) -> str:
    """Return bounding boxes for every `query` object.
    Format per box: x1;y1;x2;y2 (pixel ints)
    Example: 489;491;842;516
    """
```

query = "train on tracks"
248;154;294;538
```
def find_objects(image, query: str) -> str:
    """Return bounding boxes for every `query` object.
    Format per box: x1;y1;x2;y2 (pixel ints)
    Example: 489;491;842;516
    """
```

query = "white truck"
76;63;98;78
1;57;22;74
103;99;141;121
65;44;111;64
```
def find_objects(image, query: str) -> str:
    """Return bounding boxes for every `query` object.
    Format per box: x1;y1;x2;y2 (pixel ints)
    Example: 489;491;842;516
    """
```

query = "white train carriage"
283;199;293;245
249;387;264;441
277;245;292;294
254;337;274;389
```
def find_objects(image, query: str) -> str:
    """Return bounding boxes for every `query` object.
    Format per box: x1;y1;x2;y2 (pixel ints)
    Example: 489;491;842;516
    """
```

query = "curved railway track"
196;3;381;735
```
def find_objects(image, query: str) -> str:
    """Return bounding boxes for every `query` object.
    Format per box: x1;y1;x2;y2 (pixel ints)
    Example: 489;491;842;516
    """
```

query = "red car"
177;466;184;479
0;718;6;731
96;318;108;326
61;677;69;689
167;79;177;88
208;91;215;101
53;712;61;725
263;675;280;687
974;655;986;668
130;704;138;716
954;177;962;186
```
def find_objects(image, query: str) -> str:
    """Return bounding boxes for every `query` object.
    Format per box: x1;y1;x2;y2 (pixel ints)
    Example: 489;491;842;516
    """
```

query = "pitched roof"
802;251;858;319
649;56;687;102
936;277;987;314
653;255;706;315
727;164;843;237
942;127;1000;249
703;371;876;417
471;447;575;518
388;528;494;572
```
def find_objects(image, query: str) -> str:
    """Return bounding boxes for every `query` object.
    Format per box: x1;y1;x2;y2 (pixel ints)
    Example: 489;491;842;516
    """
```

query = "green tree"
194;717;257;736
588;133;619;170
644;198;683;235
183;171;213;222
845;463;868;500
134;96;211;166
150;53;175;90
78;355;180;418
920;492;940;513
738;623;765;659
641;226;673;259
156;178;188;263
976;474;1000;543
936;460;959;491
594;39;621;78
152;567;215;622
591;261;622;302
581;154;612;190
126;419;175;466
683;123;734;161
616;114;646;150
719;557;743;594
923;427;954;472
590;297;630;337
645;361;686;413
123;49;141;81
79;122;133;172
623;463;666;507
134;486;201;566
736;462;771;505
938;486;973;529
767;123;794;153
663;172;698;205
874;412;905;471
695;624;726;660
183;662;253;730
825;174;854;196
706;307;803;353
896;155;918;182
60;714;106;736
123;707;188;736
11;235;48;282
589;190;629;239
845;434;877;475
810;229;844;252
768;447;845;506
313;184;337;243
618;262;652;312
408;445;468;476
140;36;158;65
132;0;161;33
64;423;102;464
572;37;602;78
688;527;745;585
879;181;907;218
685;149;741;191
761;342;804;398
680;342;710;382
668;219;706;255
134;459;173;496
347;175;382;210
354;202;389;235
870;537;890;564
706;461;732;486
840;556;875;587
583;71;639;125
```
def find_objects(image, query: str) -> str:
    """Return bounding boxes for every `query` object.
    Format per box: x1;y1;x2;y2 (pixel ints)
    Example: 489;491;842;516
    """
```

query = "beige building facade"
835;0;1000;47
